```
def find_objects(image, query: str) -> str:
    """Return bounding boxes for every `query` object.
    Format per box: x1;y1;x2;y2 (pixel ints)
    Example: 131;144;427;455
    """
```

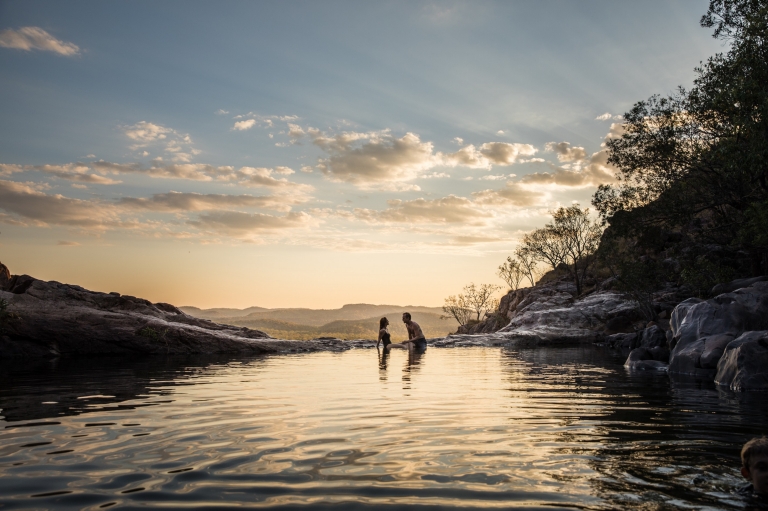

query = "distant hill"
180;304;455;341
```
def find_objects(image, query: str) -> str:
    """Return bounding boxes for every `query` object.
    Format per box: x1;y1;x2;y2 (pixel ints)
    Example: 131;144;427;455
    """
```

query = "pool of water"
1;346;767;510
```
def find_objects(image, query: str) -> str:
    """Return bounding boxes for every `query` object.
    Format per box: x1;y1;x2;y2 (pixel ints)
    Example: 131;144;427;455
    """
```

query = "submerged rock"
0;264;353;358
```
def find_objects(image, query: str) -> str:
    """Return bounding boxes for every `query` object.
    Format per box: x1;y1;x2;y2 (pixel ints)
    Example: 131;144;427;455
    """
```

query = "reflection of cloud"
354;195;492;225
0;27;79;56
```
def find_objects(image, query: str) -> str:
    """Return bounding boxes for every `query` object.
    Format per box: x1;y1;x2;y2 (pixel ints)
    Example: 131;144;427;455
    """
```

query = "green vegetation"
593;0;768;294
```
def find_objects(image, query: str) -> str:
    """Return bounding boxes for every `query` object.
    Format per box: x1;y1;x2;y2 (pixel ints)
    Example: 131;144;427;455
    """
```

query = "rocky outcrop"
0;265;358;358
668;281;768;378
493;281;640;346
714;331;768;391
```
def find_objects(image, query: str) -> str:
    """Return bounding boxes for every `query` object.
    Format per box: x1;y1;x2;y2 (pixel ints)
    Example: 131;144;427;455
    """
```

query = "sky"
0;1;725;309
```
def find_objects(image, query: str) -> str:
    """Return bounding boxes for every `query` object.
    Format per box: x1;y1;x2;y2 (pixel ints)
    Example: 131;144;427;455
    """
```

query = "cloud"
0;179;120;229
57;240;80;246
0;27;80;56
188;211;310;235
478;142;536;165
596;112;623;121
497;130;505;135
233;119;256;131
453;137;464;145
123;121;197;162
216;109;230;115
315;131;437;189
118;191;301;213
354;195;492;225
545;142;588;162
92;160;214;181
0;162;121;184
472;182;545;207
479;174;508;181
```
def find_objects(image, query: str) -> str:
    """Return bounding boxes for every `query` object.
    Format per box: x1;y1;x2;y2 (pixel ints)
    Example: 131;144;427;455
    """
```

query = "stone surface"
0;266;366;358
495;285;639;346
711;276;768;296
668;281;768;378
624;347;669;371
715;331;768;391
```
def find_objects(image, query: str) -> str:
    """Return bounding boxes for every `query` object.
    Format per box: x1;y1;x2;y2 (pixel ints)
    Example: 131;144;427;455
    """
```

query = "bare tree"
497;256;524;291
441;294;473;325
521;204;603;296
514;247;539;287
462;283;501;321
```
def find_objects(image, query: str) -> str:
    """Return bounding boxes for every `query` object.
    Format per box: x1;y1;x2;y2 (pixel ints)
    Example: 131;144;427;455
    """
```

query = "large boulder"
714;331;768;391
668;281;768;378
496;288;638;345
0;263;346;358
624;347;668;371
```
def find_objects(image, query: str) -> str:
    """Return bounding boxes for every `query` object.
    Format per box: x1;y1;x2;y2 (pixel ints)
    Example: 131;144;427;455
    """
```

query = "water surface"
1;346;766;510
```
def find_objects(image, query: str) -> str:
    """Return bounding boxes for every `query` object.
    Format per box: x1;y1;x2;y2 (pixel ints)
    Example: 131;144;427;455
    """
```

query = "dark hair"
742;437;768;468
379;317;388;330
402;312;411;320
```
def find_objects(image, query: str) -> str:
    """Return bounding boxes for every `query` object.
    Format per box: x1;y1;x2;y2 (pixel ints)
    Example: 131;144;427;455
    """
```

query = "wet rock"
605;332;638;350
715;331;768;391
669;282;768;378
648;346;670;362
605;315;633;334
624;347;668;371
639;325;667;349
497;290;638;345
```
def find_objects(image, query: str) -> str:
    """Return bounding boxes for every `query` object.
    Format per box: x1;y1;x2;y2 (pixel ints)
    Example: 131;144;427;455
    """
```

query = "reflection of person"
376;317;406;351
739;437;768;496
402;312;427;352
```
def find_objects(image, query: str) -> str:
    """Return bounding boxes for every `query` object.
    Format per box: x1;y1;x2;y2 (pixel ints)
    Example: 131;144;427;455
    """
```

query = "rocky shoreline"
1;261;767;391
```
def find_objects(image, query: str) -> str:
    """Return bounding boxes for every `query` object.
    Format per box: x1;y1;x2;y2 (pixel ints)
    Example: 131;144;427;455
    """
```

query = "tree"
593;0;768;275
521;205;603;296
515;247;539;287
497;256;524;291
462;283;501;322
441;294;473;326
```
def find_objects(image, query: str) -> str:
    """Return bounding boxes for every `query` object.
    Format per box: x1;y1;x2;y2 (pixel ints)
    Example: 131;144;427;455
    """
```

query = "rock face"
668;280;768;384
0;266;350;358
493;280;639;346
714;331;768;391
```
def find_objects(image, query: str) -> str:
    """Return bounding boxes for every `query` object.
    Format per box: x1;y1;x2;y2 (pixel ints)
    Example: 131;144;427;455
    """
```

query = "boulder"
639;325;667;349
0;262;355;358
715;331;768;391
668;281;768;378
624;347;668;371
497;289;638;346
605;332;638;350
711;276;768;296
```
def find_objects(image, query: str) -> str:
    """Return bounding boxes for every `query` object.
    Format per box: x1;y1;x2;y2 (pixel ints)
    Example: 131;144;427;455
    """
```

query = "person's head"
379;317;389;330
741;437;768;494
402;312;411;324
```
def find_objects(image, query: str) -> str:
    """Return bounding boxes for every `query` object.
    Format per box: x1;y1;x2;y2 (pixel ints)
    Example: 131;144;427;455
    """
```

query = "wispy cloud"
123;121;200;162
0;27;80;56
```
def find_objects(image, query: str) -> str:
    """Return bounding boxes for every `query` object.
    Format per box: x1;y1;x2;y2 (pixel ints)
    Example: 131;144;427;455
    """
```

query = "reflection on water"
0;347;766;510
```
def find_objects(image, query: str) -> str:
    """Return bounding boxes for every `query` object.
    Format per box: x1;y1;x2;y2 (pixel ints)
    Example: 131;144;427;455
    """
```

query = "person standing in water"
402;312;427;352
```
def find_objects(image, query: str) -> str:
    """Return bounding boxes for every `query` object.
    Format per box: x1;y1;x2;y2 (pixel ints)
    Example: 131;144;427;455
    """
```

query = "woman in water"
376;317;407;350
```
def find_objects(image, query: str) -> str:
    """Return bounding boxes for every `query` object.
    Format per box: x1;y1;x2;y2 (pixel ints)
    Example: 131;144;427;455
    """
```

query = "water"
1;346;767;510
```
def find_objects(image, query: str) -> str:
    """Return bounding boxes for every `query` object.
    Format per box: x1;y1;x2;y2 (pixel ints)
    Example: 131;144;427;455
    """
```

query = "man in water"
402;312;427;352
739;436;768;497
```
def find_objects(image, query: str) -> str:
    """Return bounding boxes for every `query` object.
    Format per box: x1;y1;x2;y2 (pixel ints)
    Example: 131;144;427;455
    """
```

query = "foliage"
515;247;539;287
441;294;474;325
593;0;768;276
138;326;168;341
461;283;501;322
521;205;603;296
497;257;525;291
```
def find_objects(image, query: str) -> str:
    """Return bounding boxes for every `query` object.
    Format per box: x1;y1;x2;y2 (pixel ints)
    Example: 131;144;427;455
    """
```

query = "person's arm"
377;328;383;348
